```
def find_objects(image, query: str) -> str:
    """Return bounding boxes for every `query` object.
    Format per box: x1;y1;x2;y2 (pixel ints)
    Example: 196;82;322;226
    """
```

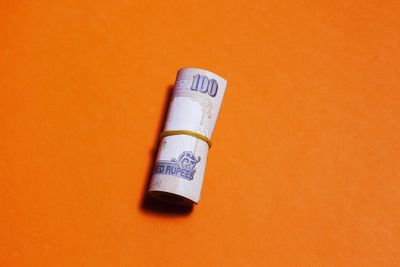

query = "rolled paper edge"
177;67;227;86
148;190;196;206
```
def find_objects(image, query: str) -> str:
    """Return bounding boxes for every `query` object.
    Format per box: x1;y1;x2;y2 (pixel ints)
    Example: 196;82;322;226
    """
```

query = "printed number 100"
191;74;218;97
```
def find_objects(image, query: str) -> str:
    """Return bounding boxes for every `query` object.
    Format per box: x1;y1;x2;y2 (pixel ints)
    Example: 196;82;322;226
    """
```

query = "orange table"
1;1;399;266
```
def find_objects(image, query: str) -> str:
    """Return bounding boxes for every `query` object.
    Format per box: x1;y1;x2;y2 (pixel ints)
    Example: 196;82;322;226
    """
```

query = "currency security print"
155;151;201;181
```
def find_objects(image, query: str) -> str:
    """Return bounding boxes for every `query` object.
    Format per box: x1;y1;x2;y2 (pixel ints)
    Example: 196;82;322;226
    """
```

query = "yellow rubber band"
160;130;212;148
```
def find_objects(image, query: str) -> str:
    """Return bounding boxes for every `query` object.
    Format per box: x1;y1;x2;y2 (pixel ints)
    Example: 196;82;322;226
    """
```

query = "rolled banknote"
148;67;227;205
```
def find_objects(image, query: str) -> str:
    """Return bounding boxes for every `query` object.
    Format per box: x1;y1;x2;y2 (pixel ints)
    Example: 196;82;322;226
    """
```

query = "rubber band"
160;130;212;148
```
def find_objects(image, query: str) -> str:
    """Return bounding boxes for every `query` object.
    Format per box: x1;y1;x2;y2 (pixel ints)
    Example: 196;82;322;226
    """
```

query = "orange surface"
1;1;400;266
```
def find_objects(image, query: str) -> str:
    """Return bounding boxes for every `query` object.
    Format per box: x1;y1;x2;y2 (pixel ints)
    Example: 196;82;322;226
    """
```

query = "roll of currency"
148;68;227;205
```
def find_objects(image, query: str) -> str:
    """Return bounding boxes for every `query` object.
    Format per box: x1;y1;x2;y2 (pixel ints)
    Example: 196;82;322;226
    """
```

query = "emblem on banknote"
155;151;201;181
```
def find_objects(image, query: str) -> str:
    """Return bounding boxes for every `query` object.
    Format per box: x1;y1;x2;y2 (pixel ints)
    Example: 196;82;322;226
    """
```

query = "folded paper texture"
148;68;227;205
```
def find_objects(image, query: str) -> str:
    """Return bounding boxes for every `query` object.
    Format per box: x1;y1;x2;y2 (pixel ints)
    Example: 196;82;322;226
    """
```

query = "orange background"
1;1;399;266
